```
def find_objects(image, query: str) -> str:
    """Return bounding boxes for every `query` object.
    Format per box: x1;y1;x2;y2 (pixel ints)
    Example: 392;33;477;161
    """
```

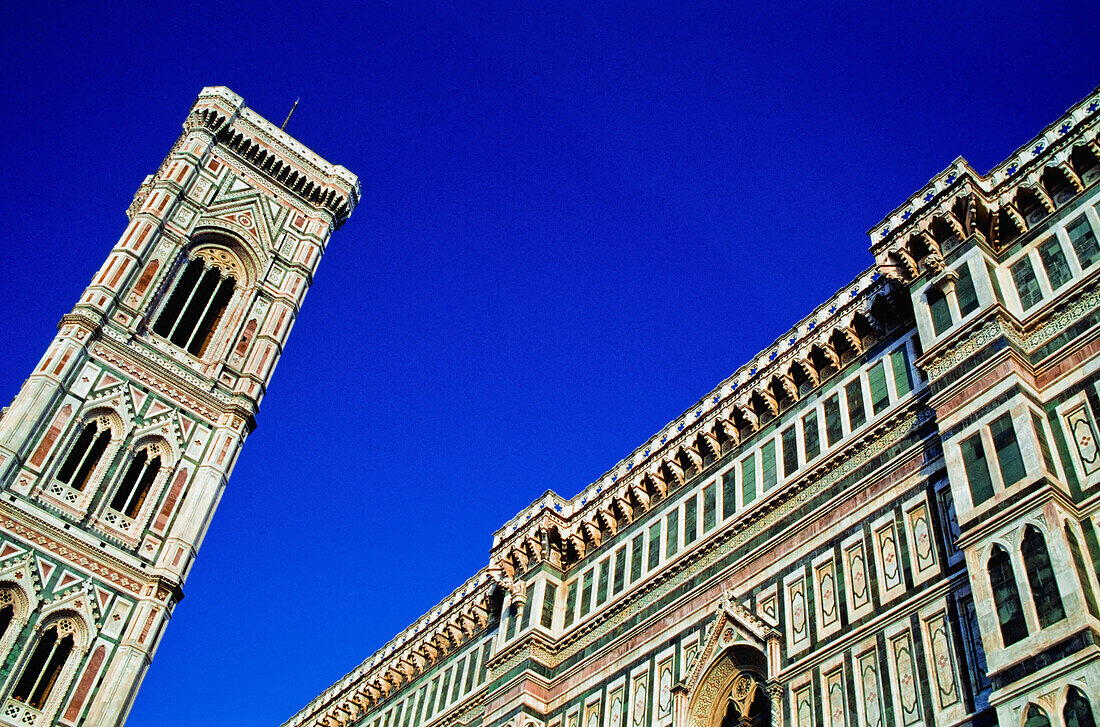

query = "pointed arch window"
11;621;75;710
152;256;236;357
110;448;161;518
1022;526;1065;628
1024;705;1052;727
1065;686;1096;727
54;420;111;492
988;545;1028;646
0;591;13;643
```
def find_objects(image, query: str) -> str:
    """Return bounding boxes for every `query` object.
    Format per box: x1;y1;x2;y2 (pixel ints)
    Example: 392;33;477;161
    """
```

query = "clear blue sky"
0;2;1097;724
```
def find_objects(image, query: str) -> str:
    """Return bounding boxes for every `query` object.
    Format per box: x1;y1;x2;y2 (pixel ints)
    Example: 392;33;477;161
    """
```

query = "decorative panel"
793;685;814;727
607;686;625;727
905;502;938;581
923;612;960;709
585;698;602;727
1065;403;1100;475
786;575;810;650
814;558;840;633
757;585;778;626
874;521;905;598
630;667;650;727
855;649;883;727
889;630;922;726
824;667;847;727
655;655;674;724
567;708;580;727
681;633;700;675
844;540;871;616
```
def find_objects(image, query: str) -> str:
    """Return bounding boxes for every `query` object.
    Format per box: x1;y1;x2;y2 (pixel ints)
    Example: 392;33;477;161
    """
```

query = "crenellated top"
489;264;902;577
183;86;360;227
284;569;500;727
870;86;1100;283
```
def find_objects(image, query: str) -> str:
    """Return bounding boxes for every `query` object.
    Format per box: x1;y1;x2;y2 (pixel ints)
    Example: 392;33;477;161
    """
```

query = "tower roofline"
184;86;360;227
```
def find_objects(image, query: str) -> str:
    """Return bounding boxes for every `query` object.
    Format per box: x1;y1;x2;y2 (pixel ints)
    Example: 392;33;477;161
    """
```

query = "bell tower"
0;87;358;726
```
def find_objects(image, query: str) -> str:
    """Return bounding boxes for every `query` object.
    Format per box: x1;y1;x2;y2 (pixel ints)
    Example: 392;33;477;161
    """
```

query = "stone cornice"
0;499;179;602
491;266;895;562
919;278;1100;381
285;569;498;727
869;86;1100;280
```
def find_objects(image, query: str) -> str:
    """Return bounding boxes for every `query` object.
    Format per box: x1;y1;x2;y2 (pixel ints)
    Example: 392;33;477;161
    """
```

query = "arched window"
110;448;161;518
1065;686;1096;727
718;675;770;727
54;420;111;491
1022;526;1065;628
152;256;236;357
1024;705;1052;727
988;545;1028;646
0;592;13;643
10;621;75;710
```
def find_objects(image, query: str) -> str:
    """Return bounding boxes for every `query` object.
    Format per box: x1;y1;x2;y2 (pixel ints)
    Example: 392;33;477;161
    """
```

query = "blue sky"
0;2;1097;724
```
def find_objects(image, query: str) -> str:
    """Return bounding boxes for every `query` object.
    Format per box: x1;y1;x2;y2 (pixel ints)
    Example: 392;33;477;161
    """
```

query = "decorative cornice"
0;500;175;600
492;266;892;551
921;280;1100;379
539;405;934;670
285;569;498;727
870;87;1100;282
869;86;1100;248
186;87;360;228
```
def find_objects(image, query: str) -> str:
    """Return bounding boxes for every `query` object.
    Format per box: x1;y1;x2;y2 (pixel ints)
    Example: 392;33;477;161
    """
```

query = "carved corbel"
541;528;562;568
838;326;862;355
470;601;490;629
718;416;740;447
450;613;471;639
735;402;758;432
419;641;440;662
817;340;841;370
1032;183;1056;214
682;445;704;470
701;430;722;459
526;536;543;564
665;457;685;484
613;494;635;523
511;547;529;574
649;469;670;497
629;482;651;512
430;632;451;656
794;359;818;389
755;388;778;417
444;622;465;645
567;532;587;561
1062;162;1085;192
582;519;604;548
890;245;919;280
775;374;798;403
596;508;619;537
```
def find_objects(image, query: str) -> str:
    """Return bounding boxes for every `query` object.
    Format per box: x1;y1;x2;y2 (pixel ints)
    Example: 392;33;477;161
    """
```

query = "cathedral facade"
0;88;357;725
285;88;1100;727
